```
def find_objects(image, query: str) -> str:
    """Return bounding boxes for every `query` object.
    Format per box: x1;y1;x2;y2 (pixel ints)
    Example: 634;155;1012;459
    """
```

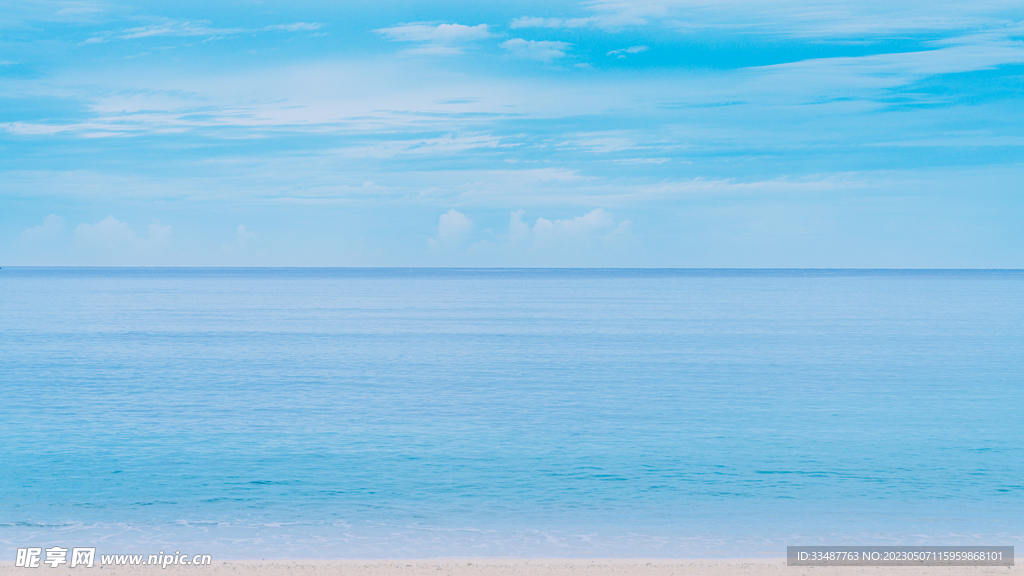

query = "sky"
1;0;1022;267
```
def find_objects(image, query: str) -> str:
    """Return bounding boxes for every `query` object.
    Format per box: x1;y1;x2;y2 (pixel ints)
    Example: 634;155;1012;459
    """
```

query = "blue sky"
2;0;1022;266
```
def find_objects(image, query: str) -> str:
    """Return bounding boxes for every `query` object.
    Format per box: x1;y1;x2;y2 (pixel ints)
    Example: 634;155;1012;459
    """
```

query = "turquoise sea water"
1;268;1022;558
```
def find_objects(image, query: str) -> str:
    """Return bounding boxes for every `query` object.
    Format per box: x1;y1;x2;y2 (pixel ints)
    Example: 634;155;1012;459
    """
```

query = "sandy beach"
2;559;1014;576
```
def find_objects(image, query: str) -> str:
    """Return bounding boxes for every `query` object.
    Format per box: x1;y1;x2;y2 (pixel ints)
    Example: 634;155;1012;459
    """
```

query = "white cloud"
377;22;491;54
236;224;256;244
74;213;135;243
21;18;1016;141
509;16;596;29
222;224;257;253
72;216;172;261
339;133;502;159
84;20;321;43
148;220;172;246
55;4;103;17
465;208;638;266
264;22;321;32
16;214;65;246
8;214;170;265
428;209;473;249
74;216;138;249
509;208;632;247
607;45;648;57
582;0;1024;37
509;1;664;30
576;0;669;27
508;0;1024;35
501;39;571;61
10;214;68;264
107;21;244;41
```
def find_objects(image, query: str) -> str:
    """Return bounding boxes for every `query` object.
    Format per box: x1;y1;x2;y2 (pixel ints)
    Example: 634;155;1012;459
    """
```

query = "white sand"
3;559;1014;576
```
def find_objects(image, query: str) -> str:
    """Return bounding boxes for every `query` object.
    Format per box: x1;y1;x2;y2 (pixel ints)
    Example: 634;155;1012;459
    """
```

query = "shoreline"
1;558;1014;575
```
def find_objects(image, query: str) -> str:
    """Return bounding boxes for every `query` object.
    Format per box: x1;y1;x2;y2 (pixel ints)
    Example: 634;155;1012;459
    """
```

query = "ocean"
1;268;1021;558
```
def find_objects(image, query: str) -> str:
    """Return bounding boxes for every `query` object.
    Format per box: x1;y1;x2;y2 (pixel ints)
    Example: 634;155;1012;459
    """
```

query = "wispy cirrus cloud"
0;1;108;27
264;22;321;32
510;0;1024;39
607;45;648;58
377;22;492;55
3;0;1023;268
501;39;572;61
658;0;1024;37
510;0;665;30
55;4;103;17
510;16;597;29
84;20;321;43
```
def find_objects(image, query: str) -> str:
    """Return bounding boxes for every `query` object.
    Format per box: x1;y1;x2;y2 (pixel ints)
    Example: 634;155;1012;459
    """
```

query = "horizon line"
3;266;1023;272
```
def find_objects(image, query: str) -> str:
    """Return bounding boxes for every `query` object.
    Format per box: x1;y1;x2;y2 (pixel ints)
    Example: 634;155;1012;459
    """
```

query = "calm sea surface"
1;268;1022;558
